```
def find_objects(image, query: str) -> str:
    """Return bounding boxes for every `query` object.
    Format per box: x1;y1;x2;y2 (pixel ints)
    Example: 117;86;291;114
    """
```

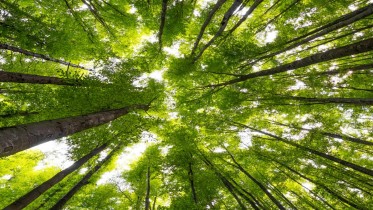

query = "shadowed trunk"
193;0;244;61
188;161;198;204
0;104;149;157
286;4;373;45
0;43;91;71
145;166;151;210
199;152;256;210
242;4;373;67
222;0;264;39
158;0;168;51
267;155;366;209
210;38;373;87
270;120;373;146
0;71;77;85
231;121;373;177
190;0;227;56
225;148;286;210
4;144;108;210
51;144;122;209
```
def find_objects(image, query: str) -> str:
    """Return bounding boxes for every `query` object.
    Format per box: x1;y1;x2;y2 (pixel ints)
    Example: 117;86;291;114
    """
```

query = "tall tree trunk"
286;4;373;45
190;0;227;56
223;0;264;39
266;155;366;209
158;0;168;51
242;4;373;67
0;43;91;71
210;38;373;87
231;121;373;177
254;0;299;35
152;196;157;210
316;63;373;76
4;144;108;210
0;71;77;85
199;152;256;210
225;148;286;210
50;144;122;209
270;120;373;146
193;0;243;61
188;162;198;204
145;166;151;210
0;104;149;157
273;165;336;209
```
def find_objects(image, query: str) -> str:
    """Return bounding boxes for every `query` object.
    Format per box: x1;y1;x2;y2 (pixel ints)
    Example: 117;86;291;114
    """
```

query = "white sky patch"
33;138;74;170
128;5;137;14
149;70;164;81
198;0;216;9
79;167;88;175
97;131;158;186
234;6;251;17
348;4;358;11
193;10;201;17
164;41;181;58
0;55;6;64
286;8;316;30
256;25;278;45
302;181;315;191
141;33;158;44
0;174;12;180
238;129;252;148
213;147;225;153
288;80;306;90
76;4;89;11
132;69;164;87
168;111;179;119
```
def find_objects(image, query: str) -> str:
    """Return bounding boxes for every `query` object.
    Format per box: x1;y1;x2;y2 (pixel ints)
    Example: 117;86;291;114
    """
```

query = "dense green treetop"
0;0;372;209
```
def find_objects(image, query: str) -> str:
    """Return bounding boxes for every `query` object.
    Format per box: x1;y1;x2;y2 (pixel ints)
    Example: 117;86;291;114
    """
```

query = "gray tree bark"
4;144;108;210
0;71;76;85
209;38;373;87
50;144;122;209
0;43;91;71
0;104;149;157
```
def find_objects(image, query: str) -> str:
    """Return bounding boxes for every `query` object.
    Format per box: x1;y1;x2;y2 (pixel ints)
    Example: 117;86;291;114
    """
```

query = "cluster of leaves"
1;0;372;209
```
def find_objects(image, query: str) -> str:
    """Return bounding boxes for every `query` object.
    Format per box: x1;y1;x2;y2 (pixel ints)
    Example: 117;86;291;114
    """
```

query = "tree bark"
222;0;264;40
0;43;91;71
242;4;373;67
0;104;149;157
255;0;299;35
193;0;244;61
190;0;227;56
225;148;286;210
270;120;373;146
188;162;198;204
231;121;373;177
145;166;151;210
286;4;373;45
210;38;373;87
4;143;108;210
199;153;249;209
268;155;366;209
158;0;168;51
50;144;122;209
0;71;77;85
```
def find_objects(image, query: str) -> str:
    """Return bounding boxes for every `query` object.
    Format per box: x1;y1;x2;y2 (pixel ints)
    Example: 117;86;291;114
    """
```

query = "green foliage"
1;0;373;209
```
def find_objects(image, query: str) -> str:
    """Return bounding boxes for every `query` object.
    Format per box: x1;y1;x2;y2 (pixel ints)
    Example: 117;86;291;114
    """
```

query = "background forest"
0;0;372;209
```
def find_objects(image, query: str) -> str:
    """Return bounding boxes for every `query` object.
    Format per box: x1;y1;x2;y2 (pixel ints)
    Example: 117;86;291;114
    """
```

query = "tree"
0;104;149;157
1;0;372;209
51;143;122;209
3;143;108;210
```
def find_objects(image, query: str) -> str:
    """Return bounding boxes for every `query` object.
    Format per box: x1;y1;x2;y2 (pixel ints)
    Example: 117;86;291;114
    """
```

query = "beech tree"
1;0;372;209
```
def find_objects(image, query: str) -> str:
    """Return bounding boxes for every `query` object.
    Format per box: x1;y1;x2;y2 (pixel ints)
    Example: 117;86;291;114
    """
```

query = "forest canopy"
0;0;372;209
